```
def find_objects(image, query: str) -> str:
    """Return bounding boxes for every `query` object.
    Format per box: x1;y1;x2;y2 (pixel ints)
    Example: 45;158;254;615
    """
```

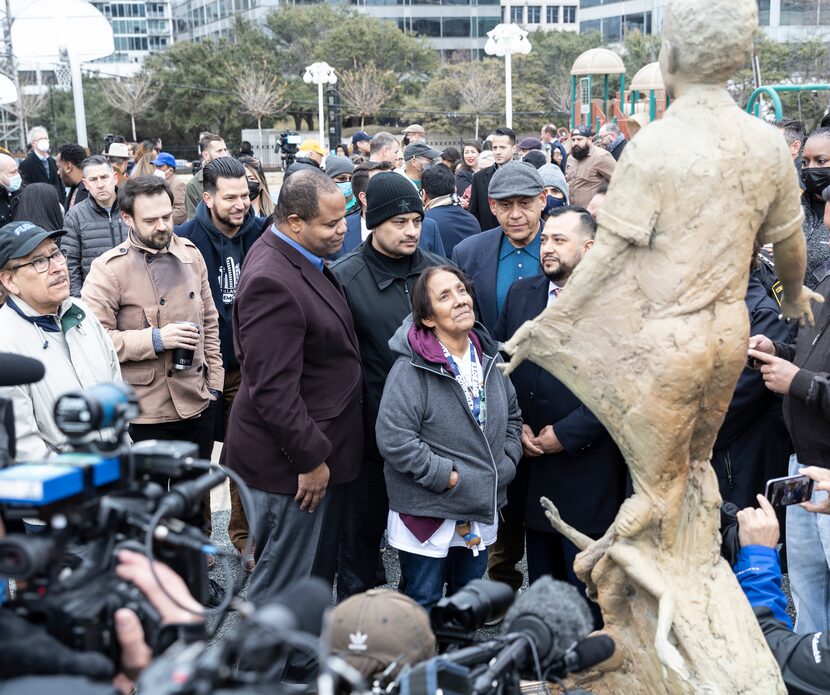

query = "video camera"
0;370;235;669
389;578;611;695
278;130;302;170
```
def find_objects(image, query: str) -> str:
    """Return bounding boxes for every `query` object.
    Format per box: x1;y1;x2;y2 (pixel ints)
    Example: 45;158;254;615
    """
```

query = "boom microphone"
550;634;615;676
471;577;594;694
155;468;228;518
0;353;44;387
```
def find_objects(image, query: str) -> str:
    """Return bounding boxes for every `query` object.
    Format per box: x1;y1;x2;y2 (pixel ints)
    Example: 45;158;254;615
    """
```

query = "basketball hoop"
53;61;72;91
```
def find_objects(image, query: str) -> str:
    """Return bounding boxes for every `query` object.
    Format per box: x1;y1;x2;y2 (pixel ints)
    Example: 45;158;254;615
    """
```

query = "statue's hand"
779;286;824;327
655;635;690;682
541;496;564;531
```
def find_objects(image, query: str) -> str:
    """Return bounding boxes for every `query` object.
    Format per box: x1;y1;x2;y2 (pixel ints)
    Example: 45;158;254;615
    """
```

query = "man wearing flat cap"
565;125;616;208
402;142;441;192
402;124;427;146
518;137;544;158
451;161;546;333
0;221;120;460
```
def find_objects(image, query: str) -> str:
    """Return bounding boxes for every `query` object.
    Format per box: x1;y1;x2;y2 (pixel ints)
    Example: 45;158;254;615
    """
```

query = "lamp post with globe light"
303;62;337;150
484;22;532;129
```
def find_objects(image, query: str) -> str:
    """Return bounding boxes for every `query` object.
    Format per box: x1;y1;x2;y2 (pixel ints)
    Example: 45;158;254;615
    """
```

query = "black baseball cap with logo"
0;221;66;269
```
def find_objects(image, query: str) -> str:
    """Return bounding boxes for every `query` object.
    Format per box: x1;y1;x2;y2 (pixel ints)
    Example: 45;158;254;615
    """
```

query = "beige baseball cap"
402;124;426;135
328;589;436;679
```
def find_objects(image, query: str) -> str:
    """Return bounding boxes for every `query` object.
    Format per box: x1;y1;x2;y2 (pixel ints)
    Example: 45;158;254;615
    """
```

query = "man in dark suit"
493;207;627;626
451;161;545;333
330;162;445;260
222;169;363;607
18;126;65;206
423;164;480;257
468;126;516;231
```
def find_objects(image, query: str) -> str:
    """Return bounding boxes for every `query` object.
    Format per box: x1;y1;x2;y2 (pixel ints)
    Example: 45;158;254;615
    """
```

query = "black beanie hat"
365;172;424;230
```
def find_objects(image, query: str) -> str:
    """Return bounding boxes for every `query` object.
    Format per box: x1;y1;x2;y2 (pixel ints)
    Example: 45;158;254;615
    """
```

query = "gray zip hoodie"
376;315;523;524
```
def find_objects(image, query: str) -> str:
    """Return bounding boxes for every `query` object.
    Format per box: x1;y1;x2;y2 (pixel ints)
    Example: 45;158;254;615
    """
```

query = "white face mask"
153;168;167;179
36;138;49;153
6;173;21;192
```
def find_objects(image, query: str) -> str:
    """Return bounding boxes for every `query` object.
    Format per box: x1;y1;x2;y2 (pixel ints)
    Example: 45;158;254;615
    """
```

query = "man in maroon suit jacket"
222;169;363;606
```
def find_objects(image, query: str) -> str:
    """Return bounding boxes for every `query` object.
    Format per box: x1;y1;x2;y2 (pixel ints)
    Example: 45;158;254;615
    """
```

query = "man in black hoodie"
176;156;265;565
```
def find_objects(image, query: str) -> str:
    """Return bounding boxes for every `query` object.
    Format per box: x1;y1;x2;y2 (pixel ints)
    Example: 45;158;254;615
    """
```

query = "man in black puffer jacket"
175;156;264;565
62;155;128;296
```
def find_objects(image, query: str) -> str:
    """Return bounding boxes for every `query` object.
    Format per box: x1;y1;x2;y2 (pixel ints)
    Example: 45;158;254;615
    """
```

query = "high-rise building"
578;0;830;44
172;0;282;42
170;0;503;60
354;0;502;60
88;1;175;75
498;1;579;34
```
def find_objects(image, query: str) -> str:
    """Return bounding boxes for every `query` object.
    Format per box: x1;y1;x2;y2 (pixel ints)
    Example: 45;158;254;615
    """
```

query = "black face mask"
248;181;261;201
802;167;830;196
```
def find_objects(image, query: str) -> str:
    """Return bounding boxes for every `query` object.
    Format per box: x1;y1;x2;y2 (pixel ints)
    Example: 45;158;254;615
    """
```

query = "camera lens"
0;535;55;578
431;579;515;632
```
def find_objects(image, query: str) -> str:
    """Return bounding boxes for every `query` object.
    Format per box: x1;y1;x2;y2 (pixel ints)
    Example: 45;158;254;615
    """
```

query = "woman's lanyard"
440;339;486;430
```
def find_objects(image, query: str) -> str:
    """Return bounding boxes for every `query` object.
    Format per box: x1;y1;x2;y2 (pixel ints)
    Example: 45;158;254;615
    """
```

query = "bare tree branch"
16;82;47;139
102;73;157;140
458;67;501;116
235;72;287;127
234;71;287;153
339;64;396;128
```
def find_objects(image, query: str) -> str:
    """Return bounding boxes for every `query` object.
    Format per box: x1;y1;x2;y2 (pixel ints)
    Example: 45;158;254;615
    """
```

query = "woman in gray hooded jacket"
376;265;523;610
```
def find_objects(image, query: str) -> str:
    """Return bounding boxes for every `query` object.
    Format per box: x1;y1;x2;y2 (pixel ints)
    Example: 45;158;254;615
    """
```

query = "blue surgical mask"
6;173;21;192
337;181;353;200
544;194;566;215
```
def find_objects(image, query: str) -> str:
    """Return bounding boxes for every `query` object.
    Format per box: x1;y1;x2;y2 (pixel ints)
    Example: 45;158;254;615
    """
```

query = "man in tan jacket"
82;174;224;461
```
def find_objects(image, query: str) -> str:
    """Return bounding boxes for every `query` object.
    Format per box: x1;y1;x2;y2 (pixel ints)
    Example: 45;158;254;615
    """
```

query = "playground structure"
746;83;830;120
569;46;830;135
569;48;669;136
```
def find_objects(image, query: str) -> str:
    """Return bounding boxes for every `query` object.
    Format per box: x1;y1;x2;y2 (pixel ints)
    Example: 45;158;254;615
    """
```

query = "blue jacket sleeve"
734;545;792;629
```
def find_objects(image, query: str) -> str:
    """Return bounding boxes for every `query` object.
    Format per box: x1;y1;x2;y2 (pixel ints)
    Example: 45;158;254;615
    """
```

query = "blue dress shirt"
272;227;324;272
495;226;542;315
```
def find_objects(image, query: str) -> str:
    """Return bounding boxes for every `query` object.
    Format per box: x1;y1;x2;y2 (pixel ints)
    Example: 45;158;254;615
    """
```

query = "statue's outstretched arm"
541;496;594;550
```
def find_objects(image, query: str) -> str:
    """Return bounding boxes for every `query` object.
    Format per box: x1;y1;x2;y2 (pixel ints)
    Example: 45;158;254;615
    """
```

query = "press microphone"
550;634;615;677
155;467;227;517
0;353;45;387
471;577;594;694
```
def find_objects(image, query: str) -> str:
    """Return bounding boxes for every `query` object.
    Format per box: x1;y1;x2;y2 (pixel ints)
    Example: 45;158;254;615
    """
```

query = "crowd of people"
0;108;829;691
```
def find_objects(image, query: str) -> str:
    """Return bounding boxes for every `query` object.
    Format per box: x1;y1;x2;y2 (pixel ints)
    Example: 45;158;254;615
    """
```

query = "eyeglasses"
12;249;67;273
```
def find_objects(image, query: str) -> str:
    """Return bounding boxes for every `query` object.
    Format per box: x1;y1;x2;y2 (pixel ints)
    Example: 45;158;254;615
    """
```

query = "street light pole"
484;22;531;129
303;62;337;150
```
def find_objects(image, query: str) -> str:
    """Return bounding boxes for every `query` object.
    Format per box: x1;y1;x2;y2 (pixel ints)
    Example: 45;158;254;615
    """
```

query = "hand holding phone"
765;474;814;507
797;466;830;514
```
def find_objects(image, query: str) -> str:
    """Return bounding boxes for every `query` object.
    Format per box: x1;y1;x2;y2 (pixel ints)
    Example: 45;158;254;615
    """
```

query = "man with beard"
493;206;627;627
565;125;616;208
82;175;224;462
